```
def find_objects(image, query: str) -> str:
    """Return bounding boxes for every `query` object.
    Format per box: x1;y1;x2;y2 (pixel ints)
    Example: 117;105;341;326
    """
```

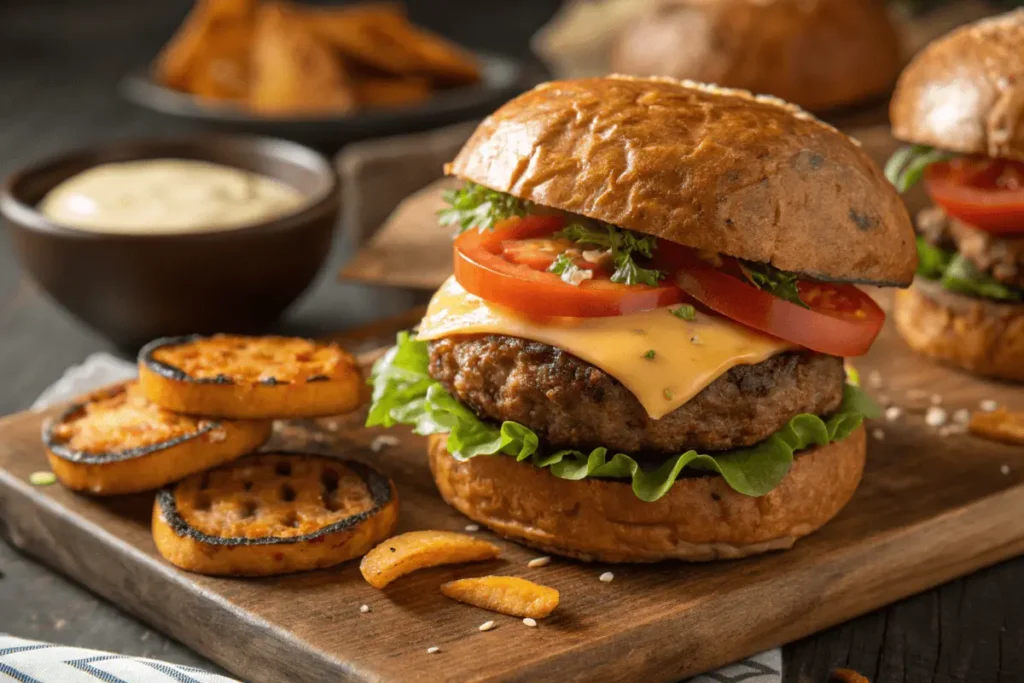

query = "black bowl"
1;135;339;349
120;52;525;149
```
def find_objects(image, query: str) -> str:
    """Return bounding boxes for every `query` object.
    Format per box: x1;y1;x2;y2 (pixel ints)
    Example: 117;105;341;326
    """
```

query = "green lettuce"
884;145;955;193
367;333;879;502
915;237;1022;302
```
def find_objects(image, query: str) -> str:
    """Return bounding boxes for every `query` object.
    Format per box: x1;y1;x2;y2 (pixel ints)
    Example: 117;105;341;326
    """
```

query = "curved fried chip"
360;530;500;589
440;576;559;618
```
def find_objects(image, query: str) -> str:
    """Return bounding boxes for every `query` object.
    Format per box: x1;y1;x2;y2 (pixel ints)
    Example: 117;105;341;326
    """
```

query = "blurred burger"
369;76;916;562
609;0;902;113
885;10;1024;381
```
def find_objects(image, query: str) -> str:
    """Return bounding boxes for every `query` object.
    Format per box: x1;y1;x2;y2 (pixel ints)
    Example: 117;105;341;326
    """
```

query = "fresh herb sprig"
740;261;809;308
554;223;664;286
885;145;955;193
438;182;532;233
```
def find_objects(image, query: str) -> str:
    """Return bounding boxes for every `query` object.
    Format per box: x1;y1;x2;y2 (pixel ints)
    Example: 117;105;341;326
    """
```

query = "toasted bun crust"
890;10;1024;160
610;0;901;114
448;76;916;286
893;281;1024;382
427;427;865;563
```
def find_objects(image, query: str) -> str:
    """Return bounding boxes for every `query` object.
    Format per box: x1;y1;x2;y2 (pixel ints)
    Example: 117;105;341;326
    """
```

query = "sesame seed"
867;371;884;389
426;646;440;654
523;618;538;627
371;435;400;453
29;471;56;486
528;556;551;568
479;620;496;632
884;406;902;422
931;394;943;406
359;604;370;614
872;428;885;441
980;399;999;412
953;409;971;425
464;524;480;532
925;406;948;427
599;571;614;583
1001;465;1011;476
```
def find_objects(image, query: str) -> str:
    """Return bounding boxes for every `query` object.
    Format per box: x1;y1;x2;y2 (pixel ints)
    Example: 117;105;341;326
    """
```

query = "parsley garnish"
884;145;955;193
554;223;663;286
643;349;656;360
438;182;532;233
671;304;696;321
741;262;809;309
548;253;592;286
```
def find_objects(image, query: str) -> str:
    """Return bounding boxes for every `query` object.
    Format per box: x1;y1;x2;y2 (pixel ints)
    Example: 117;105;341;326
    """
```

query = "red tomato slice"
925;158;1024;235
674;253;885;357
453;216;687;318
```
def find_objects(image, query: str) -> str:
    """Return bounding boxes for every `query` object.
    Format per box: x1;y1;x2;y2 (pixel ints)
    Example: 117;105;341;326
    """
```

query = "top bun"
890;10;1024;161
447;76;917;286
609;0;902;114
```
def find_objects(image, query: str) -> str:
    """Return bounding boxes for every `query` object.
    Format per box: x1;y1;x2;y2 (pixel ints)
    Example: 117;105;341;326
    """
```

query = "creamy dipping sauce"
39;159;307;234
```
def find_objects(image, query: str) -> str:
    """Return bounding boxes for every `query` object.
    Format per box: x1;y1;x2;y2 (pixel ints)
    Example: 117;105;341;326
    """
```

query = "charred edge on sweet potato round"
42;384;221;465
155;455;394;546
139;336;339;386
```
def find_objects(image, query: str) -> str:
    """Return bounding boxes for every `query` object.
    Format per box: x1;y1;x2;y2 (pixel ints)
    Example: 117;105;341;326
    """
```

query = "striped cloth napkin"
4;354;783;683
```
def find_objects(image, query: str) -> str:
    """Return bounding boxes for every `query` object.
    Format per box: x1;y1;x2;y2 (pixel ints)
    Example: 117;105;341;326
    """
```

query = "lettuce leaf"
915;238;1022;302
368;333;879;502
884;145;955;193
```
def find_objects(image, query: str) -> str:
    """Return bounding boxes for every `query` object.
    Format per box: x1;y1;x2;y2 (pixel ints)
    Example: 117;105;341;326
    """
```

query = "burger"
368;75;916;562
885;10;1024;381
609;0;902;114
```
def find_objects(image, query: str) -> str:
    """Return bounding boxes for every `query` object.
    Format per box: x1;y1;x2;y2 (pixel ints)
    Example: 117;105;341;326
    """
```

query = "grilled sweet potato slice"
360;530;501;589
440;576;559;618
138;334;364;419
44;381;270;496
153;453;398;576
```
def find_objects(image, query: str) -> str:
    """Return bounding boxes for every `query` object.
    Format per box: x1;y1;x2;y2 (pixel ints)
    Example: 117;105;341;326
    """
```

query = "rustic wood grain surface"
1;1;1022;682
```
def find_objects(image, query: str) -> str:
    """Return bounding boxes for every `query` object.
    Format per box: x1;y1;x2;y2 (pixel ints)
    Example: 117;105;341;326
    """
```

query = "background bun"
428;428;865;563
610;0;902;114
893;281;1024;382
448;75;917;286
890;10;1024;161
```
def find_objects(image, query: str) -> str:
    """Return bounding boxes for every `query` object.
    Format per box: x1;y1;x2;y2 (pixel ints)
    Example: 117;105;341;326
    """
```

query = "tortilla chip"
155;0;256;93
354;76;432;109
187;21;254;101
248;3;357;115
386;22;481;86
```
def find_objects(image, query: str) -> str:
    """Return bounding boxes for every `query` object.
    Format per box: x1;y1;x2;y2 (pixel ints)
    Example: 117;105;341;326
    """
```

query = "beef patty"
428;335;845;455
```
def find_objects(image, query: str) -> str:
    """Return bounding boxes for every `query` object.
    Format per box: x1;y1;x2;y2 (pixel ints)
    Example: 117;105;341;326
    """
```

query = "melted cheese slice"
417;277;793;419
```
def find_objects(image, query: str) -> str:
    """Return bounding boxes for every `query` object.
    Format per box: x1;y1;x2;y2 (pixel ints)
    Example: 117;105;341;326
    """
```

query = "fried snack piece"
440;576;559;618
969;408;1024;446
828;670;870;683
138;334;364;419
43;381;270;496
248;2;357;115
354;77;432;109
360;530;501;589
301;5;480;86
153;453;399;576
155;0;256;99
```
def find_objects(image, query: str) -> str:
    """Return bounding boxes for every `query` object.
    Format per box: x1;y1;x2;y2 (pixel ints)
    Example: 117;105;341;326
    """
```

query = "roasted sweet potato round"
153;452;399;576
43;381;271;496
138;334;365;419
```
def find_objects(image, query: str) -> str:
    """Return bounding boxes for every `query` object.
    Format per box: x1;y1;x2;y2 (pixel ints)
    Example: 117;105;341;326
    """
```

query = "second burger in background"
885;10;1024;381
369;76;916;563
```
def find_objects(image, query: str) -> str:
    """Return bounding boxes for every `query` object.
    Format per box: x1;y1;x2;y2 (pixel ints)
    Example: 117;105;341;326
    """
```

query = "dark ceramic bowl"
1;135;339;349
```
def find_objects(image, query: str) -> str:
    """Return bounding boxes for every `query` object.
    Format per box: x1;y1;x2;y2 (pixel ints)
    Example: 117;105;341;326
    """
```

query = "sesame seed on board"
599;572;614;583
980;399;999;412
925;406;948;428
464;524;480;532
426;646;440;654
885;406;902;422
359;604;370;614
479;621;496;632
523;618;538;627
872;428;885;441
528;556;551;569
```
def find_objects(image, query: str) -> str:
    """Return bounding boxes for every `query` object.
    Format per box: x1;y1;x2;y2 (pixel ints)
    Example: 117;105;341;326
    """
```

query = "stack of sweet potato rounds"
42;334;399;577
155;0;482;115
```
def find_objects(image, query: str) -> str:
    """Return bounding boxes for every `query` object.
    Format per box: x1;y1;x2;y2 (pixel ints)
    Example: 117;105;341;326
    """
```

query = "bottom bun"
893;281;1024;382
427;426;865;563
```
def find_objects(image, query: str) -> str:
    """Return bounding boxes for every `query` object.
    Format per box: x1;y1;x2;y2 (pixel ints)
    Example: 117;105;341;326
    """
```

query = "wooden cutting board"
1;304;1022;683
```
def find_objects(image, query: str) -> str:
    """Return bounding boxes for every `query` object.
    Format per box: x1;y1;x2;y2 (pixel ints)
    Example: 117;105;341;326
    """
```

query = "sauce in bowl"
38;159;307;234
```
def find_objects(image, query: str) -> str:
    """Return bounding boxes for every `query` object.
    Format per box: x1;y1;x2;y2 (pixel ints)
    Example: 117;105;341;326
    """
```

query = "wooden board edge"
0;469;371;683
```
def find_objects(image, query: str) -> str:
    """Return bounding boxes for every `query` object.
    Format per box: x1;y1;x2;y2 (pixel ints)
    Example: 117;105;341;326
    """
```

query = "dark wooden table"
0;2;1020;681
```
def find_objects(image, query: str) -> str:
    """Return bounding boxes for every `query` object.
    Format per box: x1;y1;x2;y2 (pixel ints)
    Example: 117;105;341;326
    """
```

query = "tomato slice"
925;158;1024;235
674;252;885;357
453;216;687;318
